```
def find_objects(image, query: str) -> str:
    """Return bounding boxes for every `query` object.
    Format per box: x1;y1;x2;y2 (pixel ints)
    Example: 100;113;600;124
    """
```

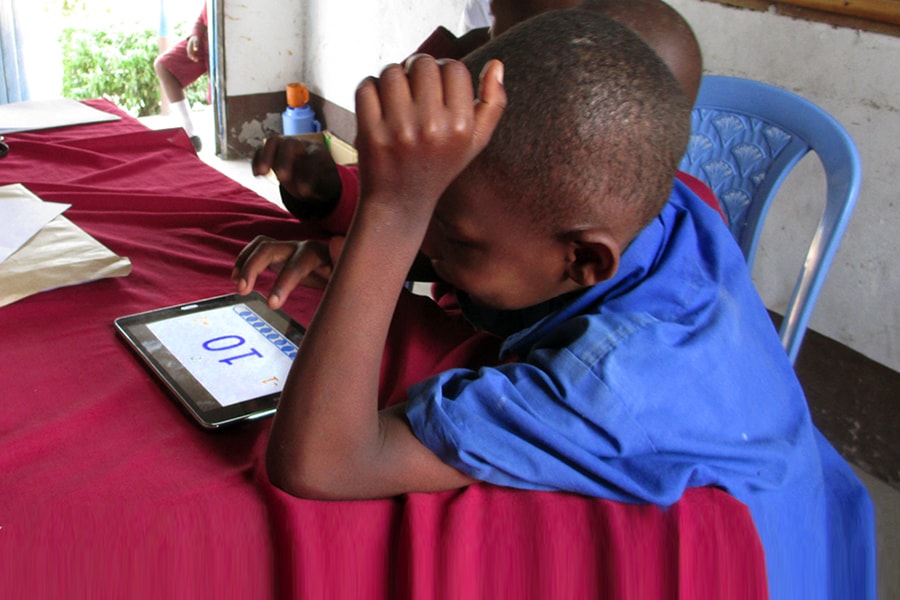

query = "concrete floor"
143;105;899;599
139;105;284;207
854;467;899;599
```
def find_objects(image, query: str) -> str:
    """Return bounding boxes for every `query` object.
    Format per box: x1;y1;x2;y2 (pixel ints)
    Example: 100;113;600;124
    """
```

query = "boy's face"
421;177;578;311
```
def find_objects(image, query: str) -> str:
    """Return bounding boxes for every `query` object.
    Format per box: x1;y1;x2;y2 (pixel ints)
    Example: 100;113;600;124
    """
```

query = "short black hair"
463;8;691;241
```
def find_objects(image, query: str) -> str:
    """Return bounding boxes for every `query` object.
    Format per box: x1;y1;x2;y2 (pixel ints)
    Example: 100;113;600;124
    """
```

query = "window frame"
700;0;900;36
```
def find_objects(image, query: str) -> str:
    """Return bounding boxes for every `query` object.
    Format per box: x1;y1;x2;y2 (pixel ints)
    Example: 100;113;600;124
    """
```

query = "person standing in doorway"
154;3;209;152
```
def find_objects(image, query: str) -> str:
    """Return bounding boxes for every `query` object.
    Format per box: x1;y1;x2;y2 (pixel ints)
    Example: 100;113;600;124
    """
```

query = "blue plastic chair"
679;75;861;365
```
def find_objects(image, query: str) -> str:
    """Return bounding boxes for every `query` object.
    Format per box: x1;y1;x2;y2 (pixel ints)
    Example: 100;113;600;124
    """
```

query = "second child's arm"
266;56;506;500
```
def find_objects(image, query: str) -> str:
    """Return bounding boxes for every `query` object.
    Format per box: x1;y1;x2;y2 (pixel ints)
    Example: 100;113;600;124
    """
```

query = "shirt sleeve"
458;0;492;32
281;164;359;237
192;5;208;38
406;358;665;502
405;310;675;500
406;307;803;507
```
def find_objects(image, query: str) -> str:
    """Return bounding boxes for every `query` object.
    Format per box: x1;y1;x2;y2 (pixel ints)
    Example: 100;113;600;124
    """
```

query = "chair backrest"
679;75;861;364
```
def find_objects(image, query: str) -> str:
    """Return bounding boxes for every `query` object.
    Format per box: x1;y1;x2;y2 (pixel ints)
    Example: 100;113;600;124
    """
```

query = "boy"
235;9;873;600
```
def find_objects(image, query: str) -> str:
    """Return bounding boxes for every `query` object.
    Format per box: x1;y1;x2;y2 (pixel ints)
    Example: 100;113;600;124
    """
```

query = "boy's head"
422;9;690;311
581;0;703;104
489;0;702;104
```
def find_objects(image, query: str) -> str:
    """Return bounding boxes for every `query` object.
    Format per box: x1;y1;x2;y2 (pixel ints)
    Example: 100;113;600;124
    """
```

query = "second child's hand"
187;35;202;62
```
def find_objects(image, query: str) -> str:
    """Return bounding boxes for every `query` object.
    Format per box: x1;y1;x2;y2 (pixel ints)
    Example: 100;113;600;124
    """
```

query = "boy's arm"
265;57;506;500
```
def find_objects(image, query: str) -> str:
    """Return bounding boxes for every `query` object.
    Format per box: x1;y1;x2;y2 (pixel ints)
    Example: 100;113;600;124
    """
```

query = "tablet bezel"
115;292;305;429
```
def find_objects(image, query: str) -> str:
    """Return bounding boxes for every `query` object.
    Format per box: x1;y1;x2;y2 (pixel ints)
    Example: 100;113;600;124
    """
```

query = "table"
0;100;768;599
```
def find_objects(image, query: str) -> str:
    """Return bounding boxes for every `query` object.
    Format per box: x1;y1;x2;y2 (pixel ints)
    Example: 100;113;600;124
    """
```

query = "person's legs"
154;38;208;151
153;56;187;104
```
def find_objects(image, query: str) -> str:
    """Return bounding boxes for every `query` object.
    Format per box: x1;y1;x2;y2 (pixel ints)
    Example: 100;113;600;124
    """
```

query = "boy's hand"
353;56;505;226
252;136;342;206
232;235;343;308
186;35;203;62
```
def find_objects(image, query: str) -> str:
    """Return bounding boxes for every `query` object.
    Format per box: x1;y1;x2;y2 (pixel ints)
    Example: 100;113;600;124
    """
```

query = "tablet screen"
115;293;305;428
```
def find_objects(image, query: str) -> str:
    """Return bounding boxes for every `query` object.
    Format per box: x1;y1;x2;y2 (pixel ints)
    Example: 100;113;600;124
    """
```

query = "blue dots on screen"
232;306;299;360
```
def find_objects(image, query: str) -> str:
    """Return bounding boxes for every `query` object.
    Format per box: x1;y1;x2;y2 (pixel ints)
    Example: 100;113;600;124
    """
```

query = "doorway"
4;0;223;151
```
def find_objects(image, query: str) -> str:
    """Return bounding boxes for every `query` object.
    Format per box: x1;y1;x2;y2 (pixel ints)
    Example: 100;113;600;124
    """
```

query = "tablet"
115;292;305;429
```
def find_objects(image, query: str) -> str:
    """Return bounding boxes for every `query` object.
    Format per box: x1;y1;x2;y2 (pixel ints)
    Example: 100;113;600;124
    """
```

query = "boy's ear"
564;230;621;287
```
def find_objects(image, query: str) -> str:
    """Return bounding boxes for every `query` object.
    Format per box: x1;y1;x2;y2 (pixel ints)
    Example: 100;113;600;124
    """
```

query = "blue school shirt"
406;180;875;600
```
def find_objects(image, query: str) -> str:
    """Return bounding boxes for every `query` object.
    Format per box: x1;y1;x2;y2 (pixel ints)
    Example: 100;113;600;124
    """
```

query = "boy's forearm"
266;199;427;498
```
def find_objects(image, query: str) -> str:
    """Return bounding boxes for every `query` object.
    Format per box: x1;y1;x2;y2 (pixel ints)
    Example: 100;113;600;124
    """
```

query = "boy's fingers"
233;237;296;295
355;76;383;140
472;60;506;150
233;236;268;277
438;60;476;117
403;53;431;73
406;55;443;106
269;243;333;307
233;262;259;296
232;239;272;294
252;137;280;176
377;63;415;129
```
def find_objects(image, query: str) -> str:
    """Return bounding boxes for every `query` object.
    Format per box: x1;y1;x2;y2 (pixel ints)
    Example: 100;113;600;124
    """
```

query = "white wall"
221;1;306;97
222;0;900;372
303;0;468;111
220;0;466;152
668;0;900;371
223;0;467;106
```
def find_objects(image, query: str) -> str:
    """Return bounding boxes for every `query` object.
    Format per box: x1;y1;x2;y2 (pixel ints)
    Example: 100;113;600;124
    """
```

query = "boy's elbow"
265;444;348;500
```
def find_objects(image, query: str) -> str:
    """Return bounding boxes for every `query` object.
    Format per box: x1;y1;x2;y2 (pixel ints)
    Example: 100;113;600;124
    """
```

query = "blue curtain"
0;0;29;104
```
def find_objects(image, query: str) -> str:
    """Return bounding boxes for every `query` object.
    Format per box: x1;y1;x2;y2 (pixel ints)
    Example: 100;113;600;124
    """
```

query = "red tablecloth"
0;100;768;599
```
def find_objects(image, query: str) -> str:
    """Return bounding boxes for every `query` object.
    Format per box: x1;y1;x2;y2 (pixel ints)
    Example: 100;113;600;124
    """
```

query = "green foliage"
60;25;209;118
61;0;88;17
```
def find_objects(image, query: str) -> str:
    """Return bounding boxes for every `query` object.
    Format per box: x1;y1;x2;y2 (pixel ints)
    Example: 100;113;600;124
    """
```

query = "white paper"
0;191;70;263
0;98;121;135
0;184;132;307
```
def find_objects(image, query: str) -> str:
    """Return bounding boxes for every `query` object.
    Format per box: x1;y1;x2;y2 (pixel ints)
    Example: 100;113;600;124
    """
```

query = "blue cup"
282;105;322;135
